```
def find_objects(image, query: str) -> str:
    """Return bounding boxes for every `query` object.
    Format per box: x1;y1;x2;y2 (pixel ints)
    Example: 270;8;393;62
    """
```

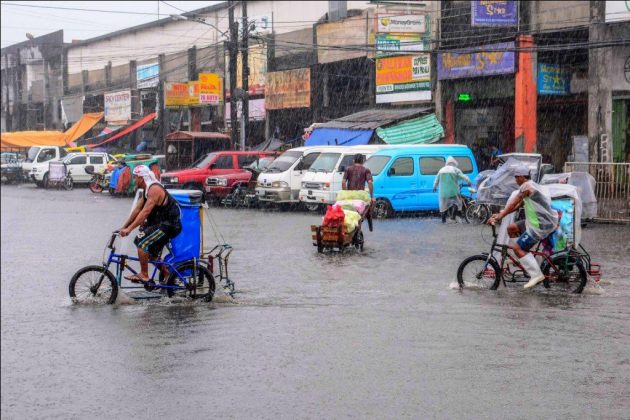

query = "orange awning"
89;112;156;147
64;112;103;143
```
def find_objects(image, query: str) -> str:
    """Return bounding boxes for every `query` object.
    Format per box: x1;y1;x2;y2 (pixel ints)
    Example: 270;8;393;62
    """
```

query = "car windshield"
309;153;341;172
265;151;302;172
191;153;217;169
26;147;41;162
365;155;391;176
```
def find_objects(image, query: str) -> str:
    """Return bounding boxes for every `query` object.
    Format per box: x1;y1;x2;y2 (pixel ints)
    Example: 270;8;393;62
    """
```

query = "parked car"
298;145;392;212
255;146;327;205
22;146;69;186
61;152;114;185
205;157;275;202
161;150;278;191
365;145;479;218
1;152;25;184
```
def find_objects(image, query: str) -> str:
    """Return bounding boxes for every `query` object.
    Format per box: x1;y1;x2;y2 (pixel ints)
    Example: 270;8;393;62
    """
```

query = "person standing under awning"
433;156;471;223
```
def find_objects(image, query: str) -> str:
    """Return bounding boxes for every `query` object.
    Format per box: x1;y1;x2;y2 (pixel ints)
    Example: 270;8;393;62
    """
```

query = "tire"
373;199;393;219
69;265;118;304
166;262;215;302
542;254;588;294
465;203;489;225
64;176;73;190
354;230;364;251
89;182;103;193
304;202;320;212
457;255;501;290
42;172;49;189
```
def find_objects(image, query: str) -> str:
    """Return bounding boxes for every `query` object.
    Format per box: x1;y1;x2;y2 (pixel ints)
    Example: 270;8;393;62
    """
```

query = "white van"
298;145;388;211
256;146;328;204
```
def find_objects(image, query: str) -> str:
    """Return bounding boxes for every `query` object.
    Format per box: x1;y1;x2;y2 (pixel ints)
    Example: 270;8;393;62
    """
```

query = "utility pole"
241;0;249;150
228;0;238;150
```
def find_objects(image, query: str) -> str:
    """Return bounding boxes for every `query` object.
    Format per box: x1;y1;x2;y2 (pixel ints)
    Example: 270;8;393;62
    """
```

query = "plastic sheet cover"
477;157;538;205
541;172;597;219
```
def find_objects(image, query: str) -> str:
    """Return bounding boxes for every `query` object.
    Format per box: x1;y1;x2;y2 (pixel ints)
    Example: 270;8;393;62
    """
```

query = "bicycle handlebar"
108;231;120;249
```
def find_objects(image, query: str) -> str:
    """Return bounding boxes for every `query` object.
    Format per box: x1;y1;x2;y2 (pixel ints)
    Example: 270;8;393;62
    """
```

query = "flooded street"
2;185;629;419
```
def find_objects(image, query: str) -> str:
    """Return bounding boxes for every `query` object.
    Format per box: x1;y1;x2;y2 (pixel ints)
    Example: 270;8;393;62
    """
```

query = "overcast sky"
1;1;222;47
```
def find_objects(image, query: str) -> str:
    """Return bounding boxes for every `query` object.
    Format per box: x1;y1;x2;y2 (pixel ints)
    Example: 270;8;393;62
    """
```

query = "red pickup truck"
205;156;276;200
160;151;276;191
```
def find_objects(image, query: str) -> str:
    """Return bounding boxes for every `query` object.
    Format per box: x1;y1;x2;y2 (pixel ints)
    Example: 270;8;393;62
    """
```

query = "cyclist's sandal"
125;274;151;284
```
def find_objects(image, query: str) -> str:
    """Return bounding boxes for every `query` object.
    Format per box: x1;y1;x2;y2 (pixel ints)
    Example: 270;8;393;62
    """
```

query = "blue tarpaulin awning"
305;128;373;146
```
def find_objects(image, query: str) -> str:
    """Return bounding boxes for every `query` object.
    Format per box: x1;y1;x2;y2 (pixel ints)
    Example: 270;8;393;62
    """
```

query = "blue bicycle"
69;232;215;304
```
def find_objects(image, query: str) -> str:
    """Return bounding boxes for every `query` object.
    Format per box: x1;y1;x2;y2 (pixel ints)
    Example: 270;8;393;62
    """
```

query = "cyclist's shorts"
516;230;538;251
134;225;169;258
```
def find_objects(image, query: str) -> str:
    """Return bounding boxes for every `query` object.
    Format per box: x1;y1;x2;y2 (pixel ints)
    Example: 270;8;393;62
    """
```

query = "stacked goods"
321;190;371;234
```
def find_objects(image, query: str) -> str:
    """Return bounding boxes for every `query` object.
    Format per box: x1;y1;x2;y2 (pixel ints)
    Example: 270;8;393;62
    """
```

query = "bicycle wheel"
89;181;103;193
542;255;587;294
69;265;118;304
64;176;73;190
457;255;501;290
166;261;215;302
465;203;489;225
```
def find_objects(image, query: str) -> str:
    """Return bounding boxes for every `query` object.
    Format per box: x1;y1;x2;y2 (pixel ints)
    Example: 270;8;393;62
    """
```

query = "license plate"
307;196;315;200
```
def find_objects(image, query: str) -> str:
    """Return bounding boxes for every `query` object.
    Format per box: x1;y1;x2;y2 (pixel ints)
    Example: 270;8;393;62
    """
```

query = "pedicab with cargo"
69;189;235;304
311;190;373;252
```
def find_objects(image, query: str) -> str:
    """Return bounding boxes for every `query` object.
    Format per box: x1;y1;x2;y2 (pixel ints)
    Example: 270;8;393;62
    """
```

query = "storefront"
438;42;517;169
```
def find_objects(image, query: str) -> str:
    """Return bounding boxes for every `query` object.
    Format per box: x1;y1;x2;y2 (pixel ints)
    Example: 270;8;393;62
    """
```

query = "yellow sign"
187;81;200;106
265;68;311;110
164;82;189;107
198;73;223;105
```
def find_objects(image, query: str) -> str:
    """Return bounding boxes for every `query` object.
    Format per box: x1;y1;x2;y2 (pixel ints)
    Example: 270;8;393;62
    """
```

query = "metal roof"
315;107;433;130
165;131;230;141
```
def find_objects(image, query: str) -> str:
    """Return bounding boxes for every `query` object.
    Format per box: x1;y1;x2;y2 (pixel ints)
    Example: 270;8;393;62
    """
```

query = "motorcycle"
85;165;111;193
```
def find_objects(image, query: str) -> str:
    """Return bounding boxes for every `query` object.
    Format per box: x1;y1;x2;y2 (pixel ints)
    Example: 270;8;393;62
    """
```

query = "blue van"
364;145;478;217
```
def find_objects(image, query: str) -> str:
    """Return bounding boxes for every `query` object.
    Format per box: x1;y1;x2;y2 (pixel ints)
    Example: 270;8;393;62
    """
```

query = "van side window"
37;149;56;162
338;155;355;172
454;157;473;173
389;157;414;176
213;155;233;169
90;156;104;164
69;155;87;165
295;152;319;171
237;155;258;168
419;157;445;175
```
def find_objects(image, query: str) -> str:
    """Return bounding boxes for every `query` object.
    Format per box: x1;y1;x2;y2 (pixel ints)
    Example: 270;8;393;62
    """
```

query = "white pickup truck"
23;146;112;187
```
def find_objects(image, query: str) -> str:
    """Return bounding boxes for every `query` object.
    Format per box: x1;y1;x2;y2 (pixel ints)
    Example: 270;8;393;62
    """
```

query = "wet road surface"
2;184;630;418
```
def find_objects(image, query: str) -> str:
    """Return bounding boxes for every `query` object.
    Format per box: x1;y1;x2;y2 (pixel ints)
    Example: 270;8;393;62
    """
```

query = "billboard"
376;54;431;103
471;1;518;26
198;73;223;105
605;1;630;22
137;62;159;89
376;14;428;33
104;90;131;122
265;68;311;110
376;33;428;55
437;42;516;80
537;64;570;95
164;82;189;107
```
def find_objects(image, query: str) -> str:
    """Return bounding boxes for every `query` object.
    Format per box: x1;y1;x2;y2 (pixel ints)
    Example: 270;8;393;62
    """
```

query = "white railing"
564;162;630;222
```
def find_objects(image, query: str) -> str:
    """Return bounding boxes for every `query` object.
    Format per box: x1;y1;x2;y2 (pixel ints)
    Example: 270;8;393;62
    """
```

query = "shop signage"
376;54;431;103
537;63;570;95
225;98;266;122
164;82;189;107
265;68;311;110
104;90;131;122
605;1;630;22
377;14;427;33
471;1;517;26
137;62;159;89
376;33;428;55
199;73;223;105
437;42;515;80
457;93;472;102
235;44;267;96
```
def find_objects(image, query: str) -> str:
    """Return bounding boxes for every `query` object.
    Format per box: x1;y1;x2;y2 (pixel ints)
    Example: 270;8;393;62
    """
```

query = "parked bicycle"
457;225;588;293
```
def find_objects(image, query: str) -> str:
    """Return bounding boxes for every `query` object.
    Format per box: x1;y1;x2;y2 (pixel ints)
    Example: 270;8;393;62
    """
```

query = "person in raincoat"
433;156;471;223
488;164;558;289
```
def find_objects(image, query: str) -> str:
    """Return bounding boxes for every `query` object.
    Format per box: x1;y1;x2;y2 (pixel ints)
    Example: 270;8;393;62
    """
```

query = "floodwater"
2;184;629;419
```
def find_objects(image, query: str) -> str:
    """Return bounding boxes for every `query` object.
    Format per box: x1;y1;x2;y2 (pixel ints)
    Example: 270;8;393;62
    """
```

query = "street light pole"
227;2;239;149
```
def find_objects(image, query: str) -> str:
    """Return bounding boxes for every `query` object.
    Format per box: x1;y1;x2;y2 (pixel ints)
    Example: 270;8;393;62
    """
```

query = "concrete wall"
531;1;590;31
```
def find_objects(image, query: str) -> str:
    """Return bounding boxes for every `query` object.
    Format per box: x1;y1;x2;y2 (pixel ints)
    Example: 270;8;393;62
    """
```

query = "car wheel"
373;199;393;219
42;172;50;189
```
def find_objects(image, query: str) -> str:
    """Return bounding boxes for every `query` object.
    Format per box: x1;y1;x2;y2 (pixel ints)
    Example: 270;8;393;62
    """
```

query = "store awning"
1;131;67;149
305;128;373;146
89;112;157;147
64;112;103;144
376;114;444;145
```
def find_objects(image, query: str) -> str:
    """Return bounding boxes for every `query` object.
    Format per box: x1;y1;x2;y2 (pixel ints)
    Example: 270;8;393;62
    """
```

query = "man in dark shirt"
342;154;374;201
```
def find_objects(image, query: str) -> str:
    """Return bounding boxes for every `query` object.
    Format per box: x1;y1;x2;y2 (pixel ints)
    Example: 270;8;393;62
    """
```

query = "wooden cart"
311;205;372;253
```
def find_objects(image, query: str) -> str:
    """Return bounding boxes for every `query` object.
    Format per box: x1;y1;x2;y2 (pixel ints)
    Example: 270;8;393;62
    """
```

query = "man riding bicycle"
119;165;182;283
488;164;558;289
433;156;471;223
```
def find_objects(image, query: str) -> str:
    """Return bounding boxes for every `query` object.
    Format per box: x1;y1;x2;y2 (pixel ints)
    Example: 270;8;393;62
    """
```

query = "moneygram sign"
377;14;427;34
